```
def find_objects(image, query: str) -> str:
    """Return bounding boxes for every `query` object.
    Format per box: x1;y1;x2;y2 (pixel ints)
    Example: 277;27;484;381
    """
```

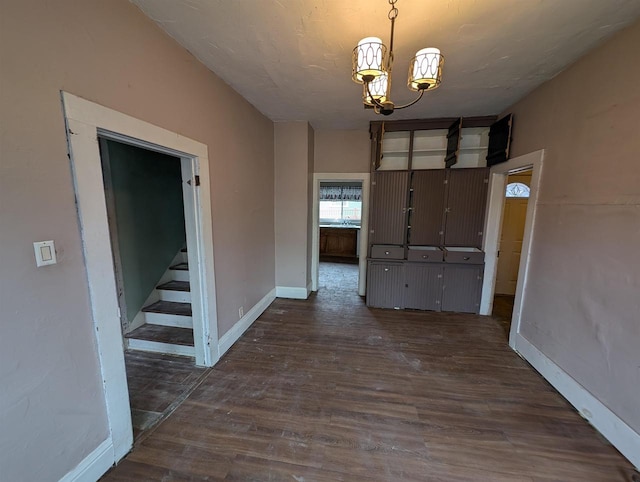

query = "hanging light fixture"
352;0;443;116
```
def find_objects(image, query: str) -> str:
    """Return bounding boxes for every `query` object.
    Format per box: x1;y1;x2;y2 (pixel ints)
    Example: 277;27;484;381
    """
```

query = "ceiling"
131;0;640;129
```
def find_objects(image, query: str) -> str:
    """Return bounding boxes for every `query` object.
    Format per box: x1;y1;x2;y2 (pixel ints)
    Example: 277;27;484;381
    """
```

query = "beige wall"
314;129;370;173
505;21;640;434
274;122;314;291
0;1;274;480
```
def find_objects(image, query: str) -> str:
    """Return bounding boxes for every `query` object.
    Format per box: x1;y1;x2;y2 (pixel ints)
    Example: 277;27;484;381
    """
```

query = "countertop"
319;224;361;229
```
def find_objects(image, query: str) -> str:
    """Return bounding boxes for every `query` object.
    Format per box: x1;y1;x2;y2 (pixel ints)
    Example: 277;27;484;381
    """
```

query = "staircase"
124;248;195;358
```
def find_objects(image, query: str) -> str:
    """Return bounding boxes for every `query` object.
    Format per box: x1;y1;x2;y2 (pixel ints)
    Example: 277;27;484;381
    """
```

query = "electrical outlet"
238;306;244;318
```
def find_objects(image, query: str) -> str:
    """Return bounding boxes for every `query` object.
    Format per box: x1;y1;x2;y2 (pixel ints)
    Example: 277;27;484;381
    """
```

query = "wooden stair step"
170;262;189;271
125;324;194;347
142;301;192;317
157;280;190;292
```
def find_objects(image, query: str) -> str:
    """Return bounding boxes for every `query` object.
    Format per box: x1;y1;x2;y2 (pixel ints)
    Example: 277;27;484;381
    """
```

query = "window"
319;184;362;225
320;200;362;224
505;182;530;198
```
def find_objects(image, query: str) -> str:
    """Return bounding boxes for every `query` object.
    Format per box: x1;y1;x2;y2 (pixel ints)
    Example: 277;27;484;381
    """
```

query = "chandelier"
352;0;444;116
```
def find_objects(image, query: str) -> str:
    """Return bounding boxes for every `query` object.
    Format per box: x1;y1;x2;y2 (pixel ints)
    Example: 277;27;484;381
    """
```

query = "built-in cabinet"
367;252;484;314
366;115;512;313
320;227;358;258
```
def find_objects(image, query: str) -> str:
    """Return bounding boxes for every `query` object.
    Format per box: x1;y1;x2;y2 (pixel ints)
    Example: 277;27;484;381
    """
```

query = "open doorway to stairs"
311;173;370;298
62;92;218;463
98;138;210;440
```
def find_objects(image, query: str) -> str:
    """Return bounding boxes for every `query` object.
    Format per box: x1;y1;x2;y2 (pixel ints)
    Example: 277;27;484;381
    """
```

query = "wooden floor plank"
103;262;637;481
123;351;208;440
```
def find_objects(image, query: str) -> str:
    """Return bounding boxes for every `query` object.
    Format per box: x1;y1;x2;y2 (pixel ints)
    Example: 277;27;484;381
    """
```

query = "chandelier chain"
388;0;398;20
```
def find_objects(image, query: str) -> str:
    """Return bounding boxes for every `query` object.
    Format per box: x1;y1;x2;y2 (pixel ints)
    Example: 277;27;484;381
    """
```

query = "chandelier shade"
363;72;388;105
352;37;386;83
408;48;444;91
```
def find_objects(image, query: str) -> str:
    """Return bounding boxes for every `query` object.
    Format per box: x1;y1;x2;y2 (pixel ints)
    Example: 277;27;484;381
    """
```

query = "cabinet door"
409;170;446;245
445;118;462;168
366;261;404;309
405;263;443;311
486;114;513;167
444;168;489;247
369;171;409;245
441;265;483;313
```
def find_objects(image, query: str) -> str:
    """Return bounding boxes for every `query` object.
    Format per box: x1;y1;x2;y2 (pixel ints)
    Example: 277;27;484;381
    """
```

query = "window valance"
320;185;362;201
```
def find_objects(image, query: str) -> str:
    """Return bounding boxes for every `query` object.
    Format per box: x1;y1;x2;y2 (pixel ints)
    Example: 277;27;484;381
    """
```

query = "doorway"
311;173;370;296
62;92;219;463
98;138;211;440
479;149;544;349
493;170;532;337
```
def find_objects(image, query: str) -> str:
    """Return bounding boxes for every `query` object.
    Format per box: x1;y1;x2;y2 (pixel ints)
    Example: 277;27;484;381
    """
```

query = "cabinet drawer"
371;245;404;260
407;246;443;263
444;247;484;265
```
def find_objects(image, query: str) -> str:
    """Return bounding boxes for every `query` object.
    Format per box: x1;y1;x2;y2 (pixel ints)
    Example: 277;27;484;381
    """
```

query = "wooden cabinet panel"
444;168;489;247
320;228;357;257
405;264;443;311
366;261;404;309
409;170;446;245
441;265;483;313
369;171;409;245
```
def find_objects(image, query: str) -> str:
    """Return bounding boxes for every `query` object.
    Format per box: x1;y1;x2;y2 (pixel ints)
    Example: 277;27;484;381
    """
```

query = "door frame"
311;173;370;296
61;92;219;463
480;149;544;349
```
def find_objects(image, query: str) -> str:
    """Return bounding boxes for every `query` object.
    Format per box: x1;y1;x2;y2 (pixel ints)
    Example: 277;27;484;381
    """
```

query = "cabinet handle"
384;268;389;272
463;256;470;260
422;255;428;259
385;251;390;255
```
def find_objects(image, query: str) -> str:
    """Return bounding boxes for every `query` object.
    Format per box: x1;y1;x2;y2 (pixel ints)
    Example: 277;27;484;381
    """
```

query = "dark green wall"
103;140;186;323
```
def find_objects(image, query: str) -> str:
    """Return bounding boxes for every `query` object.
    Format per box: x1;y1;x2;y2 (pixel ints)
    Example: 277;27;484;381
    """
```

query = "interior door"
495;197;528;294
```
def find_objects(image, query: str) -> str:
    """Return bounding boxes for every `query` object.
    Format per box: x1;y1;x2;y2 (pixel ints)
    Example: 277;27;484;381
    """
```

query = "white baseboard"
513;334;640;470
218;288;276;357
59;438;114;482
306;281;312;297
276;286;309;299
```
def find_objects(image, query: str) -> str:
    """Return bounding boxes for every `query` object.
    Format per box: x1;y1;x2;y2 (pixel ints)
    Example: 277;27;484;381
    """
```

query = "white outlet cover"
33;240;57;267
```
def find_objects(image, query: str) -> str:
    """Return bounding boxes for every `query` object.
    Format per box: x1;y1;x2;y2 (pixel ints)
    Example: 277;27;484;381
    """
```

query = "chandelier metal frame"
351;0;444;116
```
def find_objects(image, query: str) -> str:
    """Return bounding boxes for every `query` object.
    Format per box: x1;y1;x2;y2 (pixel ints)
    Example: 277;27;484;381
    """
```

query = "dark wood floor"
492;294;516;340
104;262;637;481
124;350;209;441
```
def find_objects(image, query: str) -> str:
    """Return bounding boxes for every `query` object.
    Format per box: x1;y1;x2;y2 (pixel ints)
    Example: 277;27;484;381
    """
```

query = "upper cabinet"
369;171;410;245
409;169;446;246
378;131;410;170
443;168;490;246
371;115;512;171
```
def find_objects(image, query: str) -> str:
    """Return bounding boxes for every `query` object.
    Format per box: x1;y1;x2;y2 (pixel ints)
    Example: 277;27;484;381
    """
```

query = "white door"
495;197;528;295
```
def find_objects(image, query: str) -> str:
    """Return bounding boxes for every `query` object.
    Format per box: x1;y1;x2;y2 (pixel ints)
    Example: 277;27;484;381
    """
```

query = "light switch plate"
33;240;57;267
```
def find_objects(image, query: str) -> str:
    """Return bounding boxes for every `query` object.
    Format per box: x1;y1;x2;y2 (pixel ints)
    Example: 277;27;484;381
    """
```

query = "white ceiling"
132;0;640;129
